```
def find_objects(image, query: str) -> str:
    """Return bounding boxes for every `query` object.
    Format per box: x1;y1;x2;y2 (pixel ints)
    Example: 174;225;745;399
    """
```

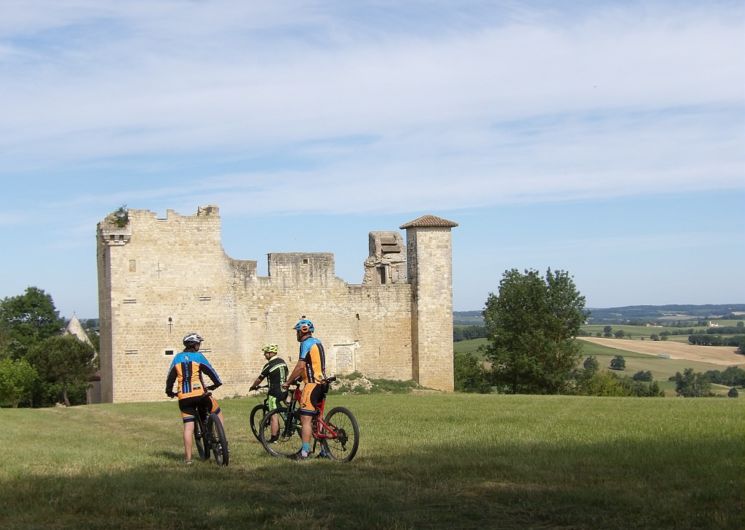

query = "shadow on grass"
0;436;742;530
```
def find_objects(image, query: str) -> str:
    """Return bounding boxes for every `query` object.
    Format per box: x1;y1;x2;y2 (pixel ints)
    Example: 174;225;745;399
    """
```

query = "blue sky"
1;0;743;318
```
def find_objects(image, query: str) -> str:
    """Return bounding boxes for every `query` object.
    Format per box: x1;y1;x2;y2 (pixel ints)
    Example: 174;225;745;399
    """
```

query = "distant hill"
455;304;745;326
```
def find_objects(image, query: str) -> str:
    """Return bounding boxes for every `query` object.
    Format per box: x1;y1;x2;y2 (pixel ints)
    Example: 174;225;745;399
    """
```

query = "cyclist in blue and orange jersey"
282;317;328;460
249;344;289;442
165;332;225;464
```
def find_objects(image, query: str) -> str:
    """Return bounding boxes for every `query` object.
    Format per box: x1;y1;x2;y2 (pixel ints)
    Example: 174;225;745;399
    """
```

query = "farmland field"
0;394;743;529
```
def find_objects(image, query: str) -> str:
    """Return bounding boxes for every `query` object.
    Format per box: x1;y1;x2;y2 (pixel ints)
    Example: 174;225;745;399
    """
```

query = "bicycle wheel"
321;406;360;462
259;409;300;458
249;403;268;441
194;417;209;460
207;414;229;466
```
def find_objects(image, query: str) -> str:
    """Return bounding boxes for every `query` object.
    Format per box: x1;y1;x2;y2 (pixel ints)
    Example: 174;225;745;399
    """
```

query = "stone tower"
401;215;459;391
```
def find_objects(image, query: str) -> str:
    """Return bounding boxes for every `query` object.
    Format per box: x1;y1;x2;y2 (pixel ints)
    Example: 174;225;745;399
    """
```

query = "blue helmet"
293;318;314;334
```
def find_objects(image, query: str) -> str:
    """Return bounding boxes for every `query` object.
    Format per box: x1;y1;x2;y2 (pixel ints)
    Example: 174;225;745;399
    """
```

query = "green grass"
1;395;744;529
454;337;487;356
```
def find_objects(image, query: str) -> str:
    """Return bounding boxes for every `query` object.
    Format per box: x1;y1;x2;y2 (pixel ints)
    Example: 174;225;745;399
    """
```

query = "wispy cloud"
0;1;743;221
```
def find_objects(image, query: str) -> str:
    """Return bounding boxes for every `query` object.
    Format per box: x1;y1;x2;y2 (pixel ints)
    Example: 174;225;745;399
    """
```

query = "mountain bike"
248;385;289;441
248;385;270;441
192;393;229;466
258;376;360;462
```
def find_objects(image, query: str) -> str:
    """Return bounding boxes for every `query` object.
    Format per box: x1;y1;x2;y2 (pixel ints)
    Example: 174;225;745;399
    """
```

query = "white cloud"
0;1;743;217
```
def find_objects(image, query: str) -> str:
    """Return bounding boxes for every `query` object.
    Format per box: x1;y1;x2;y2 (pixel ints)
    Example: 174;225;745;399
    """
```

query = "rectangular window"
124;349;138;355
198;296;211;302
123;299;137;304
164;350;174;356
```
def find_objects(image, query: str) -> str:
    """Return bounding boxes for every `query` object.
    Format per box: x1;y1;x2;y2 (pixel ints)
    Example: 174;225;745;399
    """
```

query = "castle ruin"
96;206;457;402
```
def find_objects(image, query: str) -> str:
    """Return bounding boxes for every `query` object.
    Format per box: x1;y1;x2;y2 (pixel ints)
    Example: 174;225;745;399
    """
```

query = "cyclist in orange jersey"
282;317;328;460
165;332;224;464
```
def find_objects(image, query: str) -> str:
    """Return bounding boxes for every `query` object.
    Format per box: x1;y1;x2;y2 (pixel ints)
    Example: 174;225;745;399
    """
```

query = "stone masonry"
97;206;457;402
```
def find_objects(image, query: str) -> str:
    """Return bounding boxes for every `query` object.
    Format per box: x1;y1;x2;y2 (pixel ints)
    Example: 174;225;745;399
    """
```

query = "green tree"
614;329;626;339
728;387;739;398
632;370;653;382
603;326;613;338
672;368;712;397
484;268;587;394
0;287;64;359
0;358;38;407
454;352;491;393
609;355;626;370
583;356;599;374
27;335;96;406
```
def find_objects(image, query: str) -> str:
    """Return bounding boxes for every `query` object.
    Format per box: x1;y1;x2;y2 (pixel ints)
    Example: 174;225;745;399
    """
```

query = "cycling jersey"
165;351;222;400
298;337;326;384
297;337;327;416
258;356;288;397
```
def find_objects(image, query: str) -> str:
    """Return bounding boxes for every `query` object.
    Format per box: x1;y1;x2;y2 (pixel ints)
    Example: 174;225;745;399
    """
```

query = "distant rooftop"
400;215;458;229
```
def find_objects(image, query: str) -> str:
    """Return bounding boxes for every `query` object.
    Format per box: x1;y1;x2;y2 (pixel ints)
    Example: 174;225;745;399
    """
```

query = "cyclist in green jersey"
250;344;289;442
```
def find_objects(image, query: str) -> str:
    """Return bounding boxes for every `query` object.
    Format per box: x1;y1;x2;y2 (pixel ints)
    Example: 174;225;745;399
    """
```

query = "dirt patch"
579;337;744;366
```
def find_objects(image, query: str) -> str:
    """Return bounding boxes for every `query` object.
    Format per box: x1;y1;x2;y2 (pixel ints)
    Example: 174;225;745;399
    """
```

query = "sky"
1;0;744;319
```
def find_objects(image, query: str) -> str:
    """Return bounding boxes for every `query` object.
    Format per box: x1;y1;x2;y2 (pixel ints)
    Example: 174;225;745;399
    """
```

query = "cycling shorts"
266;390;288;412
299;382;327;416
178;393;220;423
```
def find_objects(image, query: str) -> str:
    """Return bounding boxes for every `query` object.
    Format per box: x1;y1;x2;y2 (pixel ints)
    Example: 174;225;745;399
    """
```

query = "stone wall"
97;206;455;402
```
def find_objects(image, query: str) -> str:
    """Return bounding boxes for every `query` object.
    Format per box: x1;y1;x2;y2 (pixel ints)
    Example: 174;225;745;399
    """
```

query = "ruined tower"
401;215;459;391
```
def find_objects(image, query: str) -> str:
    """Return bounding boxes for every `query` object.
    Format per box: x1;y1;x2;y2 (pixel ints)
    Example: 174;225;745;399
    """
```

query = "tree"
728;387;739;398
603;326;613;338
0;287;63;359
484;268;587;394
614;329;626;339
672;368;712;397
0;358;38;407
609;355;626;370
27;335;96;406
454;352;491;393
583;356;599;374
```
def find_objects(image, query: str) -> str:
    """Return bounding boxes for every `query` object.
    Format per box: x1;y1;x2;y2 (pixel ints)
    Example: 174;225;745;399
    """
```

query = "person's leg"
183;421;195;462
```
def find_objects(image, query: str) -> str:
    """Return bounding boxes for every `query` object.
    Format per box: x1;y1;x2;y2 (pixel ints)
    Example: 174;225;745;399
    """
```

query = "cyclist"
282;317;328;460
165;332;225;465
249;344;289;442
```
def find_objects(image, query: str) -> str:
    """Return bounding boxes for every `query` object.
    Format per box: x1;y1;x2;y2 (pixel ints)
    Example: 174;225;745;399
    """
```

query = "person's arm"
282;359;306;389
165;366;177;397
201;363;223;390
249;375;264;391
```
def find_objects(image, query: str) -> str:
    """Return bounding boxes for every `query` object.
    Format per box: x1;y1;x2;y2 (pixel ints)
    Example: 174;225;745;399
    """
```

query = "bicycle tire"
259;409;300;458
207;414;229;466
194;417;209;460
321;406;360;462
249;403;268;441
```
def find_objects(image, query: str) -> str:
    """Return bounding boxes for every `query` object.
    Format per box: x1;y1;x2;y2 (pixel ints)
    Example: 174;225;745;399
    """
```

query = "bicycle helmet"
293;317;314;333
262;344;278;354
182;332;204;345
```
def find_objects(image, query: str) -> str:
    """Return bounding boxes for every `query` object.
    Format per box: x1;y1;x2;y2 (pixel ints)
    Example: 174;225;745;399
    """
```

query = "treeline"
688;334;745;349
453;325;487;341
0;287;96;408
669;367;745;397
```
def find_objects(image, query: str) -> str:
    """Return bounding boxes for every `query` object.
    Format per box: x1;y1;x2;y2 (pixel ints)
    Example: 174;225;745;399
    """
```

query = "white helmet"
183;332;204;346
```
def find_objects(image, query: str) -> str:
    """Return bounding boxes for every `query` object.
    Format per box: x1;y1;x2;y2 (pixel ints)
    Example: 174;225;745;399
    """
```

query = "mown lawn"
1;394;743;529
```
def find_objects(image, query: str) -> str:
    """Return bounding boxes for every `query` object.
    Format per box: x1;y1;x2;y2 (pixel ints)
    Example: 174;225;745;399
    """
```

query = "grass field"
1;394;743;529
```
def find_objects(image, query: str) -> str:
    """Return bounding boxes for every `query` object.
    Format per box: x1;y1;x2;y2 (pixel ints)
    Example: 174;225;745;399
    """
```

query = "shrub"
609;355;626;371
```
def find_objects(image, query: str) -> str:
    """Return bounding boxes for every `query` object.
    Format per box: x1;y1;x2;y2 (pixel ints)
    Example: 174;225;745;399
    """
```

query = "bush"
632;370;653;382
728;387;739;398
0;358;38;407
609;355;626;371
454;352;491;393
